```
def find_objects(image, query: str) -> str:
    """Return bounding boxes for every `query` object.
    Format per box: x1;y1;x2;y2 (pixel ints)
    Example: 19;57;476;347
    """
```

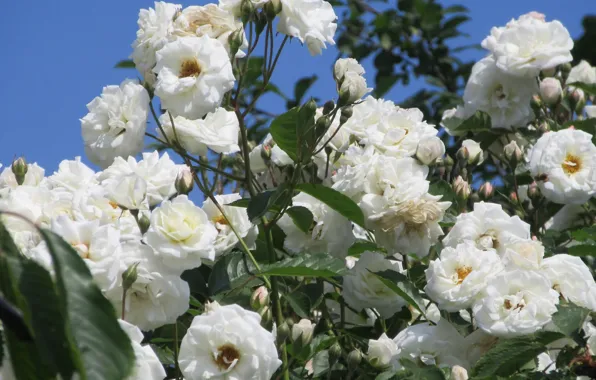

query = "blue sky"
0;1;588;175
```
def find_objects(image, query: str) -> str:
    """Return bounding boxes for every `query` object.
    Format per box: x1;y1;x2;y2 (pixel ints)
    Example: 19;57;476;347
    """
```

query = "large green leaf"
270;108;300;162
348;241;386;257
551;301;590;340
372;270;427;317
40;229;135;380
284;292;311;319
567;244;596;257
451;110;491;133
208;252;259;295
257;254;347;278
471;331;566;377
296;183;366;228
246;185;288;223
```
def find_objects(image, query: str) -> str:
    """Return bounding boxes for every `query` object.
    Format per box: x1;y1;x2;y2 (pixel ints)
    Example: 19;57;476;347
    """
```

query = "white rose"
473;270;559;337
277;192;355;258
416;136;445;165
178;302;281;379
145;195;217;273
174;4;247;57
442;201;531;256
341;251;407;318
99;151;183;207
367;333;399;370
481;15;573;77
277;0;337;56
501;240;544;270
201;193;257;260
81;79;150;168
339;96;397;140
541;254;596;311
158;107;240;156
392;320;470;370
461;139;484;165
425;242;504;312
106;174;148;211
119;320;167;380
567;60;596;88
153;35;235;119
291;319;314;345
540;77;563;105
462;56;537;129
528;128;596;204
47;157;97;193
334;58;365;81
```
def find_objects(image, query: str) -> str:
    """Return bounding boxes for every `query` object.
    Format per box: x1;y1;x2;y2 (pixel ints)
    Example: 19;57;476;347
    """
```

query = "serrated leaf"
246;186;287;222
40;229;135;380
471;331;566;377
452;110;492;133
208;252;259;295
286;206;314;234
296;183;366;228
372;270;426;317
348;241;386;257
572;226;596;242
258;254;347;278
552;301;590;338
428;180;457;206
114;59;135;69
284;292;311;319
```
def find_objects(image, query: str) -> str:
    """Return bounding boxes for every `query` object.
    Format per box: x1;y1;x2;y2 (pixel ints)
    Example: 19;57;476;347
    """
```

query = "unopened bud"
261;144;272;160
531;94;542;112
264;0;282;19
451;365;469;380
240;0;255;23
416;136;445;165
328;342;342;365
452;176;471;201
276;321;291;345
347;349;362;370
509;191;518;203
291;319;314;346
11;157;28;186
250;286;270;311
259;306;272;327
228;27;245;57
254;10;267;35
444;155;454;168
456;147;469;168
322;100;335;115
122;262;140;291
137;213;151;235
316;115;332;136
541;67;557;77
462;140;484;166
570;88;586;113
303;98;317;115
340;106;353;125
560;62;572;78
175;167;194;195
528;181;542;204
478;182;494;200
540;77;562;106
503;140;523;168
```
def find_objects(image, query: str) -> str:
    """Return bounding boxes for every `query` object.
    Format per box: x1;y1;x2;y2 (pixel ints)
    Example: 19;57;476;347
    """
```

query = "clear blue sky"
0;1;588;174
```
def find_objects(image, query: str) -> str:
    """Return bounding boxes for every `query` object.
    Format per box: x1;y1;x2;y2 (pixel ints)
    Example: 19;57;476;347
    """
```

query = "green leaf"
505;172;535;186
471;331;566;377
296;183;366;228
246;186;287;223
270;108;300;162
551;301;590;339
258;254;347;278
567;82;596;96
114;59;135;69
372;270;426;317
452;110;492;133
181;268;208;297
571;226;596;242
285;206;314;234
394;359;446;379
567;244;596;257
563;118;596;142
348;241;386;257
428;180;457;204
208;252;258;295
40;229;135;380
284;292;311;319
18;260;77;378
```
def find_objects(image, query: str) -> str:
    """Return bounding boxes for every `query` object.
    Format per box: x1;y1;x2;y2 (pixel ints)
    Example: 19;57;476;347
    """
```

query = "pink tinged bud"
479;182;494;200
540;78;562;106
250;286;270;310
452;176;471;200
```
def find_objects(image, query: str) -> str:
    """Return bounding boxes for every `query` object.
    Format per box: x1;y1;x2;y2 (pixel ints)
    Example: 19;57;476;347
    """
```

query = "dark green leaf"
270;108;300;162
571;226;596;242
114;59;135;69
394;359;446;379
551;301;590;339
286;206;314;234
246;186;287;223
428;180;457;209
452;110;492;133
372;270;426;317
181;268;208;298
471;331;566;377
296;183;366;228
505;172;535;186
284;292;311;319
312;349;329;377
563;118;596;143
568;244;596;257
258;254;347;278
348;241;386;257
208;252;258;295
40;229;135;380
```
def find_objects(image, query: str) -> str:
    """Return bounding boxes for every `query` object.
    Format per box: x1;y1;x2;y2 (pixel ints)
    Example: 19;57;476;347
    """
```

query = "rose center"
562;153;581;175
455;266;473;284
213;344;241;371
212;214;229;229
179;58;202;78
